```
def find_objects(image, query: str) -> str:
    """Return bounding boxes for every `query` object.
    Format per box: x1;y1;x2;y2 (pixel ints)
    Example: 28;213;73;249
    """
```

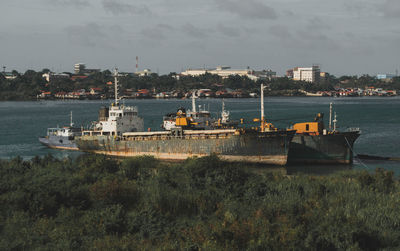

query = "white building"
135;69;152;77
42;72;70;82
292;66;320;83
180;66;268;81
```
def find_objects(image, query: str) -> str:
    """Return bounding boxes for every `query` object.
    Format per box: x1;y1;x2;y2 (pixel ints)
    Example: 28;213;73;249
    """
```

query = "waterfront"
1;97;399;174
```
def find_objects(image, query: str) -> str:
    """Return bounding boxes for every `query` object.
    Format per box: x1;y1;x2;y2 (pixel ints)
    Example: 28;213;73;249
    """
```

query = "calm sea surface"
1;97;399;174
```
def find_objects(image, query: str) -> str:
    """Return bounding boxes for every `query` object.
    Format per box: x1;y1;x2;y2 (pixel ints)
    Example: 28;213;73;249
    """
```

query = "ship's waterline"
88;151;288;165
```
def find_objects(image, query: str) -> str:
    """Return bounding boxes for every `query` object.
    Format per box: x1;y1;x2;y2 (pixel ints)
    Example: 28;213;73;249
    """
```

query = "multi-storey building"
74;63;100;75
292;65;320;83
74;63;86;74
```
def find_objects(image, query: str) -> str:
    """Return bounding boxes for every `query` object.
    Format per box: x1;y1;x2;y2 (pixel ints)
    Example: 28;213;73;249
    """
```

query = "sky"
0;0;399;76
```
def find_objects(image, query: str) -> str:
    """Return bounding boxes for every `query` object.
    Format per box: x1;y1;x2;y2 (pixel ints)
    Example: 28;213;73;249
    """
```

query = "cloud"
215;0;277;20
216;23;240;37
181;23;210;39
306;17;330;31
380;0;400;18
267;23;339;52
141;24;174;40
102;0;151;16
269;25;292;40
44;0;91;7
65;23;106;47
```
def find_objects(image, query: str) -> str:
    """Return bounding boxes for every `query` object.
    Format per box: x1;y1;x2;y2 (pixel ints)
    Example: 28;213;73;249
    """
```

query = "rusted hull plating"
76;130;295;165
288;131;360;164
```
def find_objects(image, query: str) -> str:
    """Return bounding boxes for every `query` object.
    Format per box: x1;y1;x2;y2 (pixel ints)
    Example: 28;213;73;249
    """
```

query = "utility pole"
2;66;5;74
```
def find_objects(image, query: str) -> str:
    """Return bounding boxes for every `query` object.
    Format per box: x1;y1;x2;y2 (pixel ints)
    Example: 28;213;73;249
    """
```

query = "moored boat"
75;71;295;165
288;103;361;164
39;112;81;150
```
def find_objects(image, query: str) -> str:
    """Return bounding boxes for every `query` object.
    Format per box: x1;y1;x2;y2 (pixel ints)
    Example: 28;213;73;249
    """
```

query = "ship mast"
333;112;337;132
192;91;197;113
329;102;332;131
260;83;267;132
114;68;119;105
70;111;74;127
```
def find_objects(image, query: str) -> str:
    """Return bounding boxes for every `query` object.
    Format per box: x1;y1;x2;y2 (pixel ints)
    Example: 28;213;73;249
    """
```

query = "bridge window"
306;124;309;131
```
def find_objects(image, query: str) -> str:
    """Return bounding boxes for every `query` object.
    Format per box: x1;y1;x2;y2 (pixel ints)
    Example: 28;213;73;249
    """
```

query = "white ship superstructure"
39;111;81;150
94;105;143;135
84;69;144;136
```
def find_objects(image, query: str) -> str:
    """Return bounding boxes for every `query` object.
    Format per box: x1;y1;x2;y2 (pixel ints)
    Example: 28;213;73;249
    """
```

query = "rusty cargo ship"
75;73;295;165
77;128;295;165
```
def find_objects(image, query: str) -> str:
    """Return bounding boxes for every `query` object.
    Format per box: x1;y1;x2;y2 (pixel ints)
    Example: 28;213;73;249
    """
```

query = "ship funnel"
99;106;109;121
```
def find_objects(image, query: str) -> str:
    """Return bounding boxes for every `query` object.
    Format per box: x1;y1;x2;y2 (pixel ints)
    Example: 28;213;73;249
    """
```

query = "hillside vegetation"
0;154;399;250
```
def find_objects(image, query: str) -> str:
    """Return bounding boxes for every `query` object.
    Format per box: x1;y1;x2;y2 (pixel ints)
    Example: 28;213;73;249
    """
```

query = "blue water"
0;97;399;174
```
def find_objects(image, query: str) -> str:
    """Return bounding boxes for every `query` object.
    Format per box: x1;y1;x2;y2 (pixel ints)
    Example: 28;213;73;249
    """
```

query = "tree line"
1;69;400;101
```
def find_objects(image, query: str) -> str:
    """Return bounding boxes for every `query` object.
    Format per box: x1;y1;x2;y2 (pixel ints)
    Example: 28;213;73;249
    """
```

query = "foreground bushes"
0;154;399;250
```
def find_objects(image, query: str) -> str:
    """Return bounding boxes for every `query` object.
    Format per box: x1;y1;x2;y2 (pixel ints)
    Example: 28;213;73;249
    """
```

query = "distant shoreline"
1;94;399;102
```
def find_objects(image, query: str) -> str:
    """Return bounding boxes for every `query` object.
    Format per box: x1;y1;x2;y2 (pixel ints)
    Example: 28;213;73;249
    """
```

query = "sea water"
0;97;399;174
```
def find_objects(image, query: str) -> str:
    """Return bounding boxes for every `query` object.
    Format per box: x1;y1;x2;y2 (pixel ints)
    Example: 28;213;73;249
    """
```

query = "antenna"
2;66;5;73
136;56;138;73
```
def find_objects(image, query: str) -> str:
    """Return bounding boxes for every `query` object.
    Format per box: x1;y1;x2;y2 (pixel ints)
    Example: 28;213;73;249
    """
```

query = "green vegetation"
1;154;399;250
2;69;400;101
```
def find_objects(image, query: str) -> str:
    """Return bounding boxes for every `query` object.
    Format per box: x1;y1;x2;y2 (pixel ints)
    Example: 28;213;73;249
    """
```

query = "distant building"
252;69;277;80
70;75;89;81
74;63;100;75
180;66;272;81
377;74;396;80
135;69;152;77
2;72;17;80
286;69;294;78
292;66;320;83
74;63;86;74
42;72;70;82
90;87;103;95
320;72;330;81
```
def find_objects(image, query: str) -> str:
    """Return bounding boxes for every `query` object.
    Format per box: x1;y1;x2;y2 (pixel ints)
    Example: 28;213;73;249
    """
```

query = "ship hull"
76;130;295;166
288;131;360;164
39;136;79;151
